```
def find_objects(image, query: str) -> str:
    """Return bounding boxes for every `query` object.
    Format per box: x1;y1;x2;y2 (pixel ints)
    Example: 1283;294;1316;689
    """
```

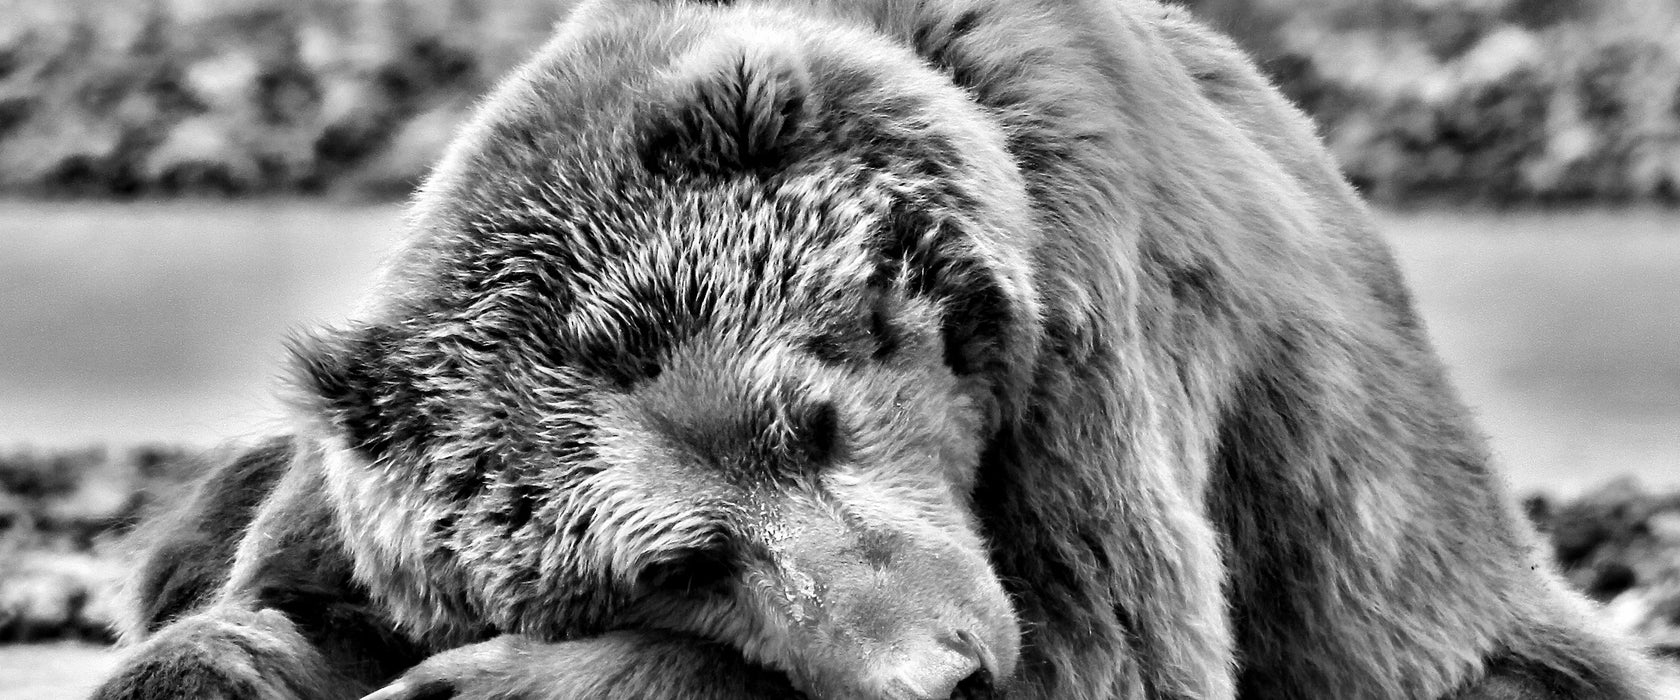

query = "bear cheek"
750;485;1021;698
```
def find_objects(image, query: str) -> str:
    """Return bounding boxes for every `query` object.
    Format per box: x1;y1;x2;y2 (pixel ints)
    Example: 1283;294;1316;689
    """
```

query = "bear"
91;0;1667;698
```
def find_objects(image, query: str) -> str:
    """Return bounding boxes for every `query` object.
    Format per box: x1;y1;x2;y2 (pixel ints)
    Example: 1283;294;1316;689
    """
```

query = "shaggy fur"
93;0;1663;699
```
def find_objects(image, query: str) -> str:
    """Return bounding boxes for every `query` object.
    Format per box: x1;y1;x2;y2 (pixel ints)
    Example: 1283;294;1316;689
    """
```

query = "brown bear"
92;0;1666;698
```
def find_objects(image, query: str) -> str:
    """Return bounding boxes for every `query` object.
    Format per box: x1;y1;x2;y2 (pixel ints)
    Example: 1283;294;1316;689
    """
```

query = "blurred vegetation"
1185;0;1680;206
0;0;562;198
0;0;1677;204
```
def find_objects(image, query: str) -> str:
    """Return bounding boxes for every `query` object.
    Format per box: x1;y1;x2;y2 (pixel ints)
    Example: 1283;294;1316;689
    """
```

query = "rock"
0;550;121;642
1530;478;1680;661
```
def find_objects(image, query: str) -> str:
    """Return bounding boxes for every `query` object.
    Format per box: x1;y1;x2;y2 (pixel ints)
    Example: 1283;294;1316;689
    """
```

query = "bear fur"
92;0;1665;698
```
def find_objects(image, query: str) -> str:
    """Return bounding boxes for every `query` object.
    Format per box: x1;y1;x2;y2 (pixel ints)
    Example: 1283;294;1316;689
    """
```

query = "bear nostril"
950;667;995;700
888;633;991;700
952;629;1003;680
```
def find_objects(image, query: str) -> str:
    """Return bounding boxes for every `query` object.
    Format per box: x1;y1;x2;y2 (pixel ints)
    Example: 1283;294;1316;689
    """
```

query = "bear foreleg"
362;631;805;700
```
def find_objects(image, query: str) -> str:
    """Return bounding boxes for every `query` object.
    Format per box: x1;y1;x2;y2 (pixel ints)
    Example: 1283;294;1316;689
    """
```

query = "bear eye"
866;296;899;360
802;294;900;365
637;548;735;596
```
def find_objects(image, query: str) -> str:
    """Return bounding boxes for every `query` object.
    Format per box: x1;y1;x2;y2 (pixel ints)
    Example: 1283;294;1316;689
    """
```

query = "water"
0;642;119;699
0;201;404;448
0;202;1675;496
1384;208;1680;496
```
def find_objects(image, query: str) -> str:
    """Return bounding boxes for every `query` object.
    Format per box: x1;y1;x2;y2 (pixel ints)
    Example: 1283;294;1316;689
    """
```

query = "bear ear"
640;37;812;175
285;324;429;462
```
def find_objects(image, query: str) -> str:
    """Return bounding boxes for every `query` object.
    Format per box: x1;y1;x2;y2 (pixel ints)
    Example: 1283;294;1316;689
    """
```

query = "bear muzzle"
873;630;1001;700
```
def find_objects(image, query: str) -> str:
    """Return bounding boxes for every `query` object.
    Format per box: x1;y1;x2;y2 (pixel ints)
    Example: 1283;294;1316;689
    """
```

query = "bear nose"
947;666;995;700
885;631;997;700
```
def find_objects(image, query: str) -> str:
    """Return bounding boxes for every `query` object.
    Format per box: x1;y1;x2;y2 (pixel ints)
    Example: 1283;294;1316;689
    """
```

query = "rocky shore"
2;444;1677;662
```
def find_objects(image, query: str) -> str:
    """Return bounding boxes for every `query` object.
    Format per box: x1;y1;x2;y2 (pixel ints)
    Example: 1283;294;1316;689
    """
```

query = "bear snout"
874;630;1000;700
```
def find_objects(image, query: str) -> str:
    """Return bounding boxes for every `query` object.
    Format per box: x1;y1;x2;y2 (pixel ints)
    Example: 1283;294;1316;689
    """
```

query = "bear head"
291;3;1041;698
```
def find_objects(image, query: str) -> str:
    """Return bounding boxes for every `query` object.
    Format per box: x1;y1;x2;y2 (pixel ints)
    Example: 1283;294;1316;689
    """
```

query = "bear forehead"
392;178;900;384
390;120;964;390
407;2;974;252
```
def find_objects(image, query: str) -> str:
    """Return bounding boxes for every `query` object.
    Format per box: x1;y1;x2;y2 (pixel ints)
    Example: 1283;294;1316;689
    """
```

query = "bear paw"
92;608;355;700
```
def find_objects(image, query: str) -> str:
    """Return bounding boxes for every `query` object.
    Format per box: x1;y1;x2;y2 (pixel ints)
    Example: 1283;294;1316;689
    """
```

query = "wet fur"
93;0;1662;699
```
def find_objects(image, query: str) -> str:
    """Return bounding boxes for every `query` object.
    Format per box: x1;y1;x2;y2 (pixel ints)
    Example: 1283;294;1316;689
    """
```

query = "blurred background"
1;0;1676;696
